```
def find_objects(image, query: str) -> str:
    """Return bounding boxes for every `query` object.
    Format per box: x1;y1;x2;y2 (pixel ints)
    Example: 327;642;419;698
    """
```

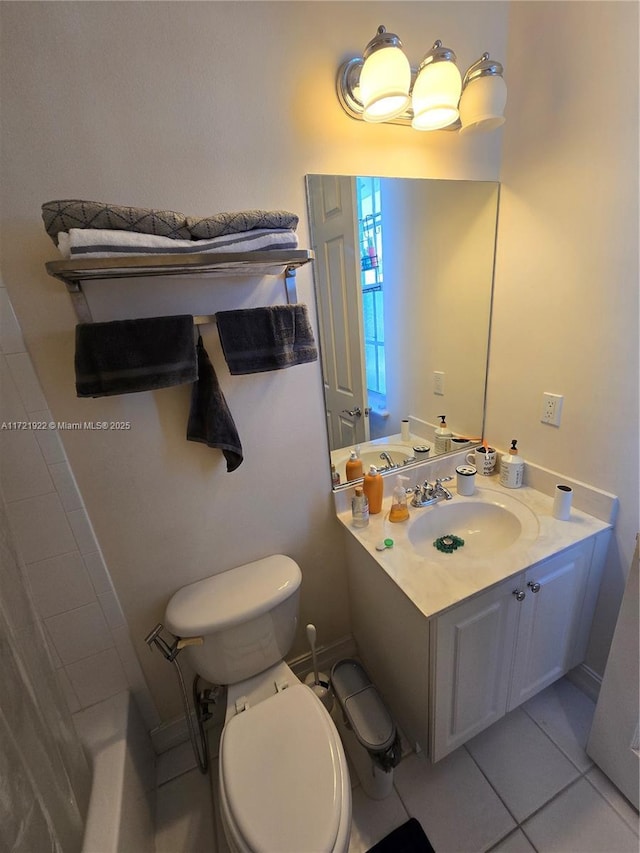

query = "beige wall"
1;1;636;724
0;1;506;721
488;1;639;675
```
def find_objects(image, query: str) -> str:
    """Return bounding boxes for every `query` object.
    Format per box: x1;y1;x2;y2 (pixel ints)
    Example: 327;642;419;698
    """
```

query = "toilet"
165;554;351;853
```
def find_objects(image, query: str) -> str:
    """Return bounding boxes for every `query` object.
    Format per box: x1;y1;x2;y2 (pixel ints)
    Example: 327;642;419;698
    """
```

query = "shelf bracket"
284;265;298;304
68;283;93;324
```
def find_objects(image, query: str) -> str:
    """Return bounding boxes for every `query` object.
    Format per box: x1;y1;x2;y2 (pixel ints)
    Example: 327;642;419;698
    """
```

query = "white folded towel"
57;227;299;259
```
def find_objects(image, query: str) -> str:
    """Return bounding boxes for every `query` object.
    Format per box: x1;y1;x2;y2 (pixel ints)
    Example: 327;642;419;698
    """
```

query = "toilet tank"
165;555;302;685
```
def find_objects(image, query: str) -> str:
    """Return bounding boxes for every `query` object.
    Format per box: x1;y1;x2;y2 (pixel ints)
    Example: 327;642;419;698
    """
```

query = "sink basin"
332;443;421;483
359;445;418;470
406;492;539;557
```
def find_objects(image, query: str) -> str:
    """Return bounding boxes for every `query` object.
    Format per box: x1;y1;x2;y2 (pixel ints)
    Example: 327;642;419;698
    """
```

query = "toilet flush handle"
176;635;204;650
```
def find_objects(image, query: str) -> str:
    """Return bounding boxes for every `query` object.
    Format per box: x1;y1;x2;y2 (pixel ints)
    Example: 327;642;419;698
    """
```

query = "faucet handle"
422;480;434;498
435;476;452;485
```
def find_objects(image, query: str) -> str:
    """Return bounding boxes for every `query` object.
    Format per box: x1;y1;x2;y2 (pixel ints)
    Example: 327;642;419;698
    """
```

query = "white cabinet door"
432;539;599;761
431;576;523;761
508;540;594;710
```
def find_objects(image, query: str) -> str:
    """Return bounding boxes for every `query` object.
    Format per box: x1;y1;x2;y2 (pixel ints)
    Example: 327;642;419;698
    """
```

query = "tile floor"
154;678;639;853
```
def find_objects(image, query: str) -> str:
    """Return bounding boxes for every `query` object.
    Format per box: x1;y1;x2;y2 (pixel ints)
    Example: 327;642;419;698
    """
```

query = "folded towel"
57;227;299;259
187;336;243;471
186;209;298;239
43;199;298;244
43;199;190;244
75;315;197;397
216;305;318;375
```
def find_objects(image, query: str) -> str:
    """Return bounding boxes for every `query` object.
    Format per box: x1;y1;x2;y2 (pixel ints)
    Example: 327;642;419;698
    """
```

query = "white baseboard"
567;663;602;703
288;634;357;681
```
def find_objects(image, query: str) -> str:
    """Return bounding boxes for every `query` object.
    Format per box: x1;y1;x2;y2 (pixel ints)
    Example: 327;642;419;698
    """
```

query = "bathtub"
73;691;156;853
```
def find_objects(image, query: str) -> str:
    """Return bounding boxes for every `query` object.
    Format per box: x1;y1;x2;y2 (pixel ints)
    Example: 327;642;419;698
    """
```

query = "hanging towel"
56;227;298;259
187;336;243;472
75;315;197;397
216;305;318;375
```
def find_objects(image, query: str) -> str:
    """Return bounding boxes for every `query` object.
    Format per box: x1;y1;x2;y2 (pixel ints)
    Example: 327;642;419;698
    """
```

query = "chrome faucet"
411;476;453;507
379;451;396;470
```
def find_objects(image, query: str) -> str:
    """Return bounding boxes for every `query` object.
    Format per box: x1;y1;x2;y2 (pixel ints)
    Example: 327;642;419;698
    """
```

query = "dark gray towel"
216;304;318;375
187;336;243;471
75;315;197;397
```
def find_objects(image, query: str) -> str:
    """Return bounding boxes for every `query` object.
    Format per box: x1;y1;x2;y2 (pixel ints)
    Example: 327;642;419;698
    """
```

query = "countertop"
337;480;612;621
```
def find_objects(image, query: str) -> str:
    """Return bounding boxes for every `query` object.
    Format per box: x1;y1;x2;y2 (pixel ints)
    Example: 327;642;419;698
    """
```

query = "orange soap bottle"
345;450;363;481
363;464;383;514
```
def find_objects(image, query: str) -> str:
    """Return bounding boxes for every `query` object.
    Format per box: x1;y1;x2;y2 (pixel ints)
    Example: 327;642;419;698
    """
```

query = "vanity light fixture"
337;24;506;133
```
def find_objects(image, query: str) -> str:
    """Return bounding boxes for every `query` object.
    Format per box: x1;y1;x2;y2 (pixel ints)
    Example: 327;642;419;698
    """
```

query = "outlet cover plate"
541;392;563;426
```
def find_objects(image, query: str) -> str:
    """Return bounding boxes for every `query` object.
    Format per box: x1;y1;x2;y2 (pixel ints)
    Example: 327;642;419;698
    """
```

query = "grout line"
581;771;640;837
516;774;587;826
520;701;594;774
462;743;522;846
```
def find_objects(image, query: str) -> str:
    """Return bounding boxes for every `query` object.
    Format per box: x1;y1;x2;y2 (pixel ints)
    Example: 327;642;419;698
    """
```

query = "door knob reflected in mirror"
527;581;541;593
341;407;362;418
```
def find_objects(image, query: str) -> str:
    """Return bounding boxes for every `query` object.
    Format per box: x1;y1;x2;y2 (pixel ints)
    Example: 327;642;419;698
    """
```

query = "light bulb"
360;44;411;122
459;73;507;133
411;59;462;131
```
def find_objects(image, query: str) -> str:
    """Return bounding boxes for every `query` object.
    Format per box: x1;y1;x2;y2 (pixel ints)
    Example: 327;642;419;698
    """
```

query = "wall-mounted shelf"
45;249;314;323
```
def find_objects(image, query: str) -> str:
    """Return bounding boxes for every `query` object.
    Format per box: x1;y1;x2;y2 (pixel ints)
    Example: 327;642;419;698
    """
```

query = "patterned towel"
43;199;298;244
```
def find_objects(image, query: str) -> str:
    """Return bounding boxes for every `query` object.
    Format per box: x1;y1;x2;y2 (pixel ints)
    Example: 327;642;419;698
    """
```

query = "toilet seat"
219;683;349;853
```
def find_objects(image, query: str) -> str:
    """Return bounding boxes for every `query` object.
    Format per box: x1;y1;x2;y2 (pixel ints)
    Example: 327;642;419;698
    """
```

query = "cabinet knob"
527;581;541;593
512;589;526;602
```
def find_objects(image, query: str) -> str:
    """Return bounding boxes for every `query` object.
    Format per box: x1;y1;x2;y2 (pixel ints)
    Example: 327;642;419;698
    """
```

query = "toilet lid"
220;684;343;853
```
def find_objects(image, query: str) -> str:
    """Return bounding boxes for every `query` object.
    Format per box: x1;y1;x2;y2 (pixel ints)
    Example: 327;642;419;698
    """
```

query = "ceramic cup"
456;465;476;496
466;447;497;475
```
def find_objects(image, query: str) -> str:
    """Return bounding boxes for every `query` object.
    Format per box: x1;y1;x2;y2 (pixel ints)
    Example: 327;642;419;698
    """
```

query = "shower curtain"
0;497;90;853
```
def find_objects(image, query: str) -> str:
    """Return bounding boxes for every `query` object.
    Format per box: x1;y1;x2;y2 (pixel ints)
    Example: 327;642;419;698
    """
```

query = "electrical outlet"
434;371;445;396
541;392;563;426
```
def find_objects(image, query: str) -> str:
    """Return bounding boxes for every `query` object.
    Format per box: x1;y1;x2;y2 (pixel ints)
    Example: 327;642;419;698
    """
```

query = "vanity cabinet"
343;523;610;764
430;538;600;761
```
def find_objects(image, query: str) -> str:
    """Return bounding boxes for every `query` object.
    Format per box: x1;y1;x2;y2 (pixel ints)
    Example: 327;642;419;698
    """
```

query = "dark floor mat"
366;817;436;853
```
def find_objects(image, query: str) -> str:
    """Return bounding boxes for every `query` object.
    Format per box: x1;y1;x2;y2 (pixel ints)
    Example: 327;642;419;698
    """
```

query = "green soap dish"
433;534;465;553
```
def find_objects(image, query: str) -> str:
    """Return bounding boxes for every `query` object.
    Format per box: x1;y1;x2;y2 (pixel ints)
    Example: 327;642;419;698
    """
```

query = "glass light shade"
359;46;411;122
459;74;507;134
411;60;462;131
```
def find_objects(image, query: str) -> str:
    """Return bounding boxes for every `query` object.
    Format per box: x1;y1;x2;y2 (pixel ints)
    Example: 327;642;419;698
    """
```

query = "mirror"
306;175;499;488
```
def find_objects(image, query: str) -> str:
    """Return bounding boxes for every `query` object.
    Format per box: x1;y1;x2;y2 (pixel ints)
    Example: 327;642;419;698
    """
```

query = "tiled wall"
0;284;159;730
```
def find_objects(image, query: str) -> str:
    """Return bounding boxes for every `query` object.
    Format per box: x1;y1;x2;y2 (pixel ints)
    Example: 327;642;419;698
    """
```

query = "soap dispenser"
351;486;369;528
363;464;383;514
389;475;410;523
345;449;363;481
499;439;524;489
435;415;452;454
